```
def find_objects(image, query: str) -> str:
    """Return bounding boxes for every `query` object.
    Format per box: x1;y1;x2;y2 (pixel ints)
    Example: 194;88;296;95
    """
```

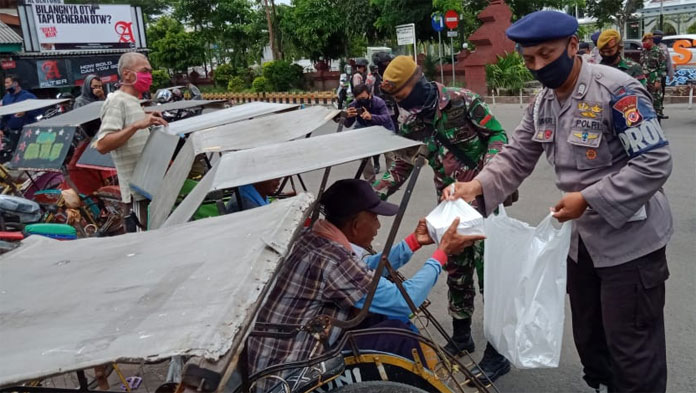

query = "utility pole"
660;0;664;30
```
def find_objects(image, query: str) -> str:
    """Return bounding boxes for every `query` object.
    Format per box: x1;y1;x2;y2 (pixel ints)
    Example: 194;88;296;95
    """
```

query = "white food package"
483;206;571;369
425;199;485;244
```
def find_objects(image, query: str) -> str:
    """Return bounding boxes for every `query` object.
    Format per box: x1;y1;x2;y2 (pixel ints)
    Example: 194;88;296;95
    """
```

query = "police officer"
444;10;672;393
377;55;511;383
597;29;646;86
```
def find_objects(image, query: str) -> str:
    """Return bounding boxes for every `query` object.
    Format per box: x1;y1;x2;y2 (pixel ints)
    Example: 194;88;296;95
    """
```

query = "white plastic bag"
483;206;571;369
425;199;485;244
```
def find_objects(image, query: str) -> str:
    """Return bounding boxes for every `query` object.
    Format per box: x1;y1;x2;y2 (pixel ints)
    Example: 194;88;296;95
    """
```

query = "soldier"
377;55;511;383
445;10;672;393
641;33;667;119
652;29;673;119
597;29;646;86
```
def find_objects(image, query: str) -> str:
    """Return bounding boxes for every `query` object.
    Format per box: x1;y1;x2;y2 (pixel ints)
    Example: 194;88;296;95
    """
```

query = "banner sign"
36;59;70;88
70;56;120;83
31;4;137;51
10;126;76;171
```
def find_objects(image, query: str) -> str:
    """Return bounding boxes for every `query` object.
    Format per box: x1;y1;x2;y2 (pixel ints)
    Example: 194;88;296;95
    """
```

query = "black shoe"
443;318;475;356
660;115;669;120
468;343;511;385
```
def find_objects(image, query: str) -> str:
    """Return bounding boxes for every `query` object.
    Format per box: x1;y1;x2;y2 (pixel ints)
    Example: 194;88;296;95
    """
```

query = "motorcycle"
153;84;204;123
0;194;77;254
336;64;353;109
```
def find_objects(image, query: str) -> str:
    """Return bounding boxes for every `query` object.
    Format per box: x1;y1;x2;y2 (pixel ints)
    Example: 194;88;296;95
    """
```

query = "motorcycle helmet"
355;58;369;68
155;88;172;103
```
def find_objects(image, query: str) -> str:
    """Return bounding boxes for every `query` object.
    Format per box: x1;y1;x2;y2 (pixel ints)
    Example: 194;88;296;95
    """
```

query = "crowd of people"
578;28;672;119
245;10;673;393
1;9;674;391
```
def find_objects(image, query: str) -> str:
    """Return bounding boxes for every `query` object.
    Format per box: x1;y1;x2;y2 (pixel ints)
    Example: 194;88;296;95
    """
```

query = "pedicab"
5;100;123;237
0;127;497;393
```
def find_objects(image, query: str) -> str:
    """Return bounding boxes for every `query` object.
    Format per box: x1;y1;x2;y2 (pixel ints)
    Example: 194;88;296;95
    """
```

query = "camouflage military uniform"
640;46;667;116
612;58;646;87
374;83;507;320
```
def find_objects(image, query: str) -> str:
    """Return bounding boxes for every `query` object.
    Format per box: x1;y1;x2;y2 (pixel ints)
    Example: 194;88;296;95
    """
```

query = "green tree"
585;0;643;38
371;0;437;42
485;51;533;94
150;29;206;73
280;0;349;61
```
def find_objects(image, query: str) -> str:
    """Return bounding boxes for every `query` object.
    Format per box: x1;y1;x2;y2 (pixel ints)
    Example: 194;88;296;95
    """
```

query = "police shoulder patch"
610;89;667;158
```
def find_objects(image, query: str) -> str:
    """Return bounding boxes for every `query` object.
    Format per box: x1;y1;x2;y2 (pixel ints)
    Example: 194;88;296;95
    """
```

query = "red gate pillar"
462;0;515;96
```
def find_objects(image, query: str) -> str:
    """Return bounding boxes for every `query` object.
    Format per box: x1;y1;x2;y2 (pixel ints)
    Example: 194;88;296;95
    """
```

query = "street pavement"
300;103;696;393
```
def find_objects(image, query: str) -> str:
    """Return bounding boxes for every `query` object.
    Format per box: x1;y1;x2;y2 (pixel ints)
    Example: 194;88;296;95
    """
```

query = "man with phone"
344;83;396;182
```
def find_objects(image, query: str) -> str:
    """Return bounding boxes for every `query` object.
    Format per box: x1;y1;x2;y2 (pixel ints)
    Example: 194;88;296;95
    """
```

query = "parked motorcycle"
336;64;353;109
0;194;77;254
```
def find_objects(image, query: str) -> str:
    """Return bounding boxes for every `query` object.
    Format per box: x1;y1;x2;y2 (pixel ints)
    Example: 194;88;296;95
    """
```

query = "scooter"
335;64;353;109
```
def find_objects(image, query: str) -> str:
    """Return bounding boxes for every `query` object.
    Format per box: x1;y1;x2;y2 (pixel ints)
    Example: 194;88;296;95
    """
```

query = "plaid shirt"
246;229;374;380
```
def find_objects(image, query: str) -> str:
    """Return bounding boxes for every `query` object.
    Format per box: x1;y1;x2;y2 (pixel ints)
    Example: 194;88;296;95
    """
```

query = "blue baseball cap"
506;10;579;47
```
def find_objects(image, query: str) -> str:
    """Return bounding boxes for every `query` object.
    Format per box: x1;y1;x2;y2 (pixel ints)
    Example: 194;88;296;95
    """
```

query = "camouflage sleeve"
466;94;508;164
373;158;415;200
631;63;647;87
658;49;667;77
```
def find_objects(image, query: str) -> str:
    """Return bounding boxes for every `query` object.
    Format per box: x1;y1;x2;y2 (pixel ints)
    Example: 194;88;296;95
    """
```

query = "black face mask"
600;51;620;65
356;98;371;108
529;45;575;89
398;77;434;111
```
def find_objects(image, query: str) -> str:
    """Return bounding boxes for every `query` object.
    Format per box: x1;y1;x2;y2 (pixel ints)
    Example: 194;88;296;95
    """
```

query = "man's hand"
360;108;372;121
14;112;25;118
346;107;358;118
438;218;486;255
441;180;483;202
654;81;662;90
135;111;168;129
551;192;588;222
413;218;434;246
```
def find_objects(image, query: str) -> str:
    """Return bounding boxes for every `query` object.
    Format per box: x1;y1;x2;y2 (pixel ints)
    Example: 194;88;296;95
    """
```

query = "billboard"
31;4;137;51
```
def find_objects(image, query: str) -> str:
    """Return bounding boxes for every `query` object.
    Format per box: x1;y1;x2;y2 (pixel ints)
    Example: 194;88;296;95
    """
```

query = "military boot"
443;317;475;356
469;342;511;384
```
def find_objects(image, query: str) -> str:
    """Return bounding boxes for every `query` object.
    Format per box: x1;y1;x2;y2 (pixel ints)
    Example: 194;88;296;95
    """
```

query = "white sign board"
31;4;136;51
396;23;416;46
447;30;458;38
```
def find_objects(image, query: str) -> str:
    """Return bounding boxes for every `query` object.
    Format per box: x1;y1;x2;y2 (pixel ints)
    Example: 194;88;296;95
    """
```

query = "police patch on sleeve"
611;90;668;158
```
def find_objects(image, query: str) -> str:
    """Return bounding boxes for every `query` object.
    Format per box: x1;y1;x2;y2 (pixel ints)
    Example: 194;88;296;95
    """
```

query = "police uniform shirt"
475;59;673;267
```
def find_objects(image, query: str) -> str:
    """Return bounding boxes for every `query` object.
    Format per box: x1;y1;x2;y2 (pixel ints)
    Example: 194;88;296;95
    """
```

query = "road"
300;103;696;393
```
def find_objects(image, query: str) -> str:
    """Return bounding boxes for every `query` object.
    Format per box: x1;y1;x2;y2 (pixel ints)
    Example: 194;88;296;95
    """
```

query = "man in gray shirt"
95;52;168;230
445;11;672;393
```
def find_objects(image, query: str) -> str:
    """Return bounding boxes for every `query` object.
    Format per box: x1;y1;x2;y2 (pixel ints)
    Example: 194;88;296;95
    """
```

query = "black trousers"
567;239;669;392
